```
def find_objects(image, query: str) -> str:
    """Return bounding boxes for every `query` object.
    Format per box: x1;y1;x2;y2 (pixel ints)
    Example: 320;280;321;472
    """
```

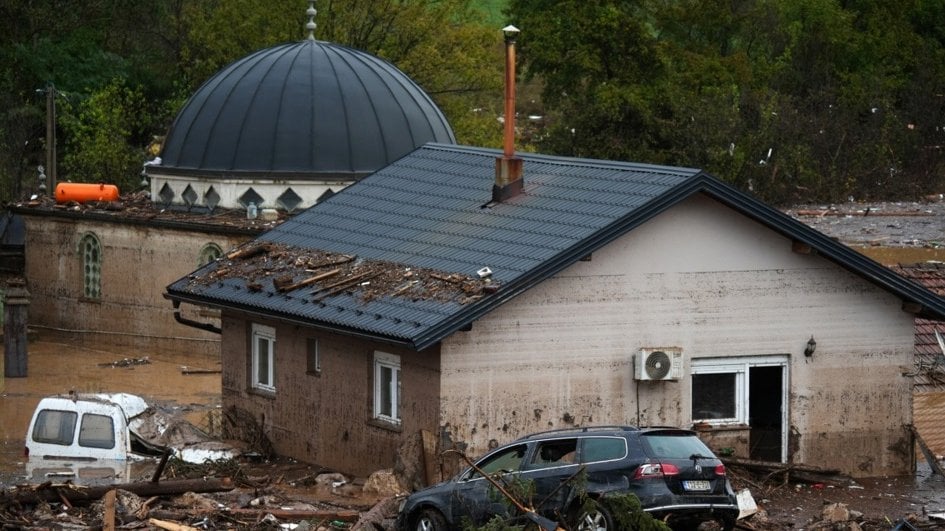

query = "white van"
25;392;236;484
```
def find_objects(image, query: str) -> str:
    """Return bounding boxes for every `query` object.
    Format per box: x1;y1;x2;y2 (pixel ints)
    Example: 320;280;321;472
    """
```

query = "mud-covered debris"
190;242;499;304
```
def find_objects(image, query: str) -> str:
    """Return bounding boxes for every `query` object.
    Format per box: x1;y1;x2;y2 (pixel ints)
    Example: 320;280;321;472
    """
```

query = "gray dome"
159;39;456;178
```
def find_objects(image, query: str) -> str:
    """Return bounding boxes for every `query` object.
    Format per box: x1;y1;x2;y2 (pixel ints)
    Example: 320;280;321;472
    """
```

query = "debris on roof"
189;241;499;305
13;191;284;230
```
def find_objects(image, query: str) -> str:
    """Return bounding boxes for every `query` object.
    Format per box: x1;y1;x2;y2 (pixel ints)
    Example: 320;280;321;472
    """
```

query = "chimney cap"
502;25;520;39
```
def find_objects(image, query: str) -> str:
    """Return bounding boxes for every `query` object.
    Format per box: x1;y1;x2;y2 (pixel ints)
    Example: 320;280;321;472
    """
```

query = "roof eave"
164;290;418;350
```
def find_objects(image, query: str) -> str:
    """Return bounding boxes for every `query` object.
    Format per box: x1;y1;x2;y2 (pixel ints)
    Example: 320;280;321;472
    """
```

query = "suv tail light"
715;464;726;476
634;462;680;479
23;447;29;458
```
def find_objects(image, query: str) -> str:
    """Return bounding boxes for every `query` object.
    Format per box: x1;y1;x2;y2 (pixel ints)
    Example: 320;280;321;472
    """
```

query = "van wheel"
414;508;447;531
573;505;614;531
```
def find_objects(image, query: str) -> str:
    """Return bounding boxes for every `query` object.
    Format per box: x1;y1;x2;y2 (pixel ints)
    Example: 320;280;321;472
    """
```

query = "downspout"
172;299;222;334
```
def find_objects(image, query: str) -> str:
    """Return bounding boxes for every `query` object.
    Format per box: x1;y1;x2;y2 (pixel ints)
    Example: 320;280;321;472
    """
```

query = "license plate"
683;480;711;491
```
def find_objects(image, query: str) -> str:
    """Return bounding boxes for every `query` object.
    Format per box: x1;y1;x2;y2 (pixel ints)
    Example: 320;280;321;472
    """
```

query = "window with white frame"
690;356;787;425
373;351;401;424
251;324;276;391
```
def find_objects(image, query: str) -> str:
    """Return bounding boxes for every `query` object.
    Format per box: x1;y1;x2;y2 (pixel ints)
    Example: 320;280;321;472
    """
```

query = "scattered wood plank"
149;518;202;531
180;367;222;375
226;242;273;260
911;425;945;476
277;268;341;292
312;271;380;300
103;489;116;531
421;429;438;487
226;508;360;521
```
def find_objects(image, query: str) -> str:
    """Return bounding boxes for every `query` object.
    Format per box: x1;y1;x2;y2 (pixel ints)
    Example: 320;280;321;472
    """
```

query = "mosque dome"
158;39;456;178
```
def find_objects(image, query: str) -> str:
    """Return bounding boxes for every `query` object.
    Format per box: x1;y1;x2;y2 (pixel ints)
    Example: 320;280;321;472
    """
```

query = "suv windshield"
640;433;714;459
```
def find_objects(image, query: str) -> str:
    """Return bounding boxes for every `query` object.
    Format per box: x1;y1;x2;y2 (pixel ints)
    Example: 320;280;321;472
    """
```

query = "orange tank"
55;183;120;204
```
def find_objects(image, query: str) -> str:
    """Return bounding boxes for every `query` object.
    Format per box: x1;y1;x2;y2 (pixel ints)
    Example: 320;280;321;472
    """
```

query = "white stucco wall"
440;193;915;476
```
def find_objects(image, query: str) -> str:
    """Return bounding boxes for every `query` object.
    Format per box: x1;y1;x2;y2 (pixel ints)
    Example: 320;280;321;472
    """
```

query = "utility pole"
44;82;57;192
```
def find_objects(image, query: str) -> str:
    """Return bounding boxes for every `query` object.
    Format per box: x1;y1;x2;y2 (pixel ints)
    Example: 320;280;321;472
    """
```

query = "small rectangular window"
692;373;738;420
78;413;115;449
307;338;320;374
373;351;401;424
32;410;77;445
251;324;276;392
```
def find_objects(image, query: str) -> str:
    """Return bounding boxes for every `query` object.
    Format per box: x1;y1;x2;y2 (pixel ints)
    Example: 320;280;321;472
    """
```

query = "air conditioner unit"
635;348;683;381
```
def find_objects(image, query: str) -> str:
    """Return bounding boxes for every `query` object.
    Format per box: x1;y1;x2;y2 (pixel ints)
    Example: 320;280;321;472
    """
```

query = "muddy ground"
3;338;945;530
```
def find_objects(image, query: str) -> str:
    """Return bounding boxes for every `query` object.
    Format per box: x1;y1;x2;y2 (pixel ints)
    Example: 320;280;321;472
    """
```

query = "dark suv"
396;426;739;531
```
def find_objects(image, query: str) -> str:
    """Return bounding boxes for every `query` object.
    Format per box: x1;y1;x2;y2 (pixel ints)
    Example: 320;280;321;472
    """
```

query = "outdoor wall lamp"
804;335;817;357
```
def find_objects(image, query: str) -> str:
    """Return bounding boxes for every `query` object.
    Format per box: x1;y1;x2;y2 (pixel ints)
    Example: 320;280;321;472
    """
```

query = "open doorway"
749;365;784;461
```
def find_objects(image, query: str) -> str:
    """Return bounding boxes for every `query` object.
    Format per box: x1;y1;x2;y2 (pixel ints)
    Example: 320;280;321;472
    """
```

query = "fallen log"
1;477;234;506
351;496;402;531
721;457;852;485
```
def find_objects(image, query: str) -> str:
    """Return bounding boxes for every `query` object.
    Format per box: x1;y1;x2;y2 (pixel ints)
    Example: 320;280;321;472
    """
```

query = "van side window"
32;410;77;446
78;414;116;449
581;437;627;463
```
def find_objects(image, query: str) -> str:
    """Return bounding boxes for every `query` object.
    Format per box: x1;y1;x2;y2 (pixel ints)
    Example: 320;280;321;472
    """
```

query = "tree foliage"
0;0;504;203
508;0;945;204
3;1;945;205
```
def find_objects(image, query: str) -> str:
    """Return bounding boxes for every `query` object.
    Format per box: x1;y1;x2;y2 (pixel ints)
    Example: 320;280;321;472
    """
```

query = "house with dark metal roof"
166;142;945;480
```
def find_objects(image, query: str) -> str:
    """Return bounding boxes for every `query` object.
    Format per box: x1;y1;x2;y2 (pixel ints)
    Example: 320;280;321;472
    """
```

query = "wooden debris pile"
0;457;401;530
192;241;499;305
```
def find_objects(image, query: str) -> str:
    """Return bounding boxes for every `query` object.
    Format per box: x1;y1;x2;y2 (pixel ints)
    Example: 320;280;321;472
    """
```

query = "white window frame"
373;351;401;424
251;324;276;392
690;355;788;426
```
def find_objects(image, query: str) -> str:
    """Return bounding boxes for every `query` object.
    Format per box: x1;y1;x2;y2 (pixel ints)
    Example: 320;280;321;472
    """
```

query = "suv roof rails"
517;425;641;440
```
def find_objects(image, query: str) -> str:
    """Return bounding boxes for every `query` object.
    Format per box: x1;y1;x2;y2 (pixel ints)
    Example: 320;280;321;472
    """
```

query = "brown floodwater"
0;335;221;486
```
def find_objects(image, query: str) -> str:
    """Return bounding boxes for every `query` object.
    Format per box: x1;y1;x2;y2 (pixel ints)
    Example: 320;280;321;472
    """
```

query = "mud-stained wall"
439;194;915;477
18;213;247;354
219;315;441;478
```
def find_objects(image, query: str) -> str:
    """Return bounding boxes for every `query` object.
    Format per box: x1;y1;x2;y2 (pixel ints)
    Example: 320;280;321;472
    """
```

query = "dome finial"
305;0;317;40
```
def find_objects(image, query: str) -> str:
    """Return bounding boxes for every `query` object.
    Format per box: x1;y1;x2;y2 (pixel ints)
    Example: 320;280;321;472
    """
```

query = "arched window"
78;233;102;299
198;243;223;267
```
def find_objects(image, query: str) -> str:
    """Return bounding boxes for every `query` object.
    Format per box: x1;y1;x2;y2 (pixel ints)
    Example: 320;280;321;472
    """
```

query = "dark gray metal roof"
158;39;455;178
166;143;945;350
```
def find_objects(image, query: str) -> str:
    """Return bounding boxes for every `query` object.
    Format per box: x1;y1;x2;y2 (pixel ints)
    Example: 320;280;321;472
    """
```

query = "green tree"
58;79;152;192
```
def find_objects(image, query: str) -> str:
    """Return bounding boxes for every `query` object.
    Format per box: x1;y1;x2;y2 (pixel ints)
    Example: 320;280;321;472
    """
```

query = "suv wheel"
414;508;447;531
574;505;614;531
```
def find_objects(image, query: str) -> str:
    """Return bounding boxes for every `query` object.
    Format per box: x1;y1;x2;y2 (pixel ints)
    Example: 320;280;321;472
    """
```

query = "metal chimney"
493;25;523;202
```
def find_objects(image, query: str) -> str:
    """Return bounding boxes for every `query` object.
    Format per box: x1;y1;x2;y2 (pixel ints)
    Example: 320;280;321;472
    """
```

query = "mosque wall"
17;211;251;356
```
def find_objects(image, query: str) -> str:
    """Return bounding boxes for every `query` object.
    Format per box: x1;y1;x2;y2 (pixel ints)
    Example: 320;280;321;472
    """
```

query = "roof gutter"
165;292;417;350
171;299;221;334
